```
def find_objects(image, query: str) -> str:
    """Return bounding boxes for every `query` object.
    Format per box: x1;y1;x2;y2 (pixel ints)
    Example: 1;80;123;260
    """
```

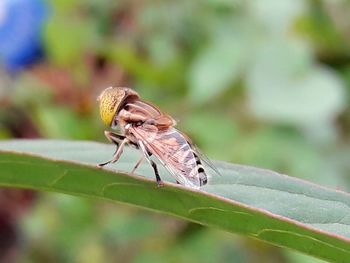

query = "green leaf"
247;39;346;127
0;140;349;262
249;0;306;34
188;37;248;103
44;15;94;66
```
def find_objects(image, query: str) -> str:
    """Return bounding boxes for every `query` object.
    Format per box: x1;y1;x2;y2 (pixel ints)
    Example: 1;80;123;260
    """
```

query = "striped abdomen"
130;125;208;188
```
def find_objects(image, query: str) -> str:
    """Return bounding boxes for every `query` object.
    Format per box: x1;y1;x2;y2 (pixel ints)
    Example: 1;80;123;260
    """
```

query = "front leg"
98;137;128;167
104;130;139;148
104;131;125;144
98;130;139;167
103;131;123;156
98;131;127;167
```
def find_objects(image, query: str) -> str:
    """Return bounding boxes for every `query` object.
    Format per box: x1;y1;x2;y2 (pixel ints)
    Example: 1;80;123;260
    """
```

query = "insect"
97;87;217;189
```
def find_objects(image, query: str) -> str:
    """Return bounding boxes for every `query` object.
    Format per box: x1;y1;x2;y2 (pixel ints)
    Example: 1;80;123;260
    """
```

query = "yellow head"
98;87;140;126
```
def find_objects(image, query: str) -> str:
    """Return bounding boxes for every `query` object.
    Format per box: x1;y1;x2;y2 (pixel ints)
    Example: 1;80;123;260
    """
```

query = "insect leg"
137;140;163;187
105;130;139;148
151;161;163;187
98;138;128;167
104;131;125;144
130;156;145;174
98;131;124;167
104;131;124;155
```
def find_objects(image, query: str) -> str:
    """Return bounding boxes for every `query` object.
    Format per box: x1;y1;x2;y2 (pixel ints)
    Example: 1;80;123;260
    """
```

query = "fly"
97;87;218;189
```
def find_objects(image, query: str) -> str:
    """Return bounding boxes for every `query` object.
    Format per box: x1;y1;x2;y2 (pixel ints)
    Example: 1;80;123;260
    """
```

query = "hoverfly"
97;87;218;189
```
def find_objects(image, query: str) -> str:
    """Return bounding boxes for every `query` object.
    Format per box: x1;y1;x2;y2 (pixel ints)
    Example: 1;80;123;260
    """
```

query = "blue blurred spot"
0;0;48;72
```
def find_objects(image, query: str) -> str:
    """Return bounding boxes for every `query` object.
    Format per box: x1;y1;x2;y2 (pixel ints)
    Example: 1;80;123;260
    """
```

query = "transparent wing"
191;144;221;177
130;125;205;188
174;130;221;177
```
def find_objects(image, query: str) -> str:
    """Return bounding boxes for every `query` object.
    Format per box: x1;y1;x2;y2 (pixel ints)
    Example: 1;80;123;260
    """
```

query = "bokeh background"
1;0;349;262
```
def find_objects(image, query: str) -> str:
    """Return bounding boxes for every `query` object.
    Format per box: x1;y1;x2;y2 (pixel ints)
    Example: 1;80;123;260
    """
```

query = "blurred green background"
1;0;349;262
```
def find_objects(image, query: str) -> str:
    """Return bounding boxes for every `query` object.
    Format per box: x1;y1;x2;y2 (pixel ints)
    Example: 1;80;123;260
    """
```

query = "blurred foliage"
1;0;350;262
